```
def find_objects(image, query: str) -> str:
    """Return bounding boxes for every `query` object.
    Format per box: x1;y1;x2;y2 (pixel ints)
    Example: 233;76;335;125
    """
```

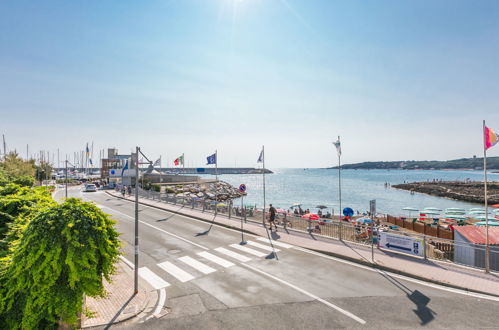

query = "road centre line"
101;205;209;250
101;195;499;302
240;263;366;325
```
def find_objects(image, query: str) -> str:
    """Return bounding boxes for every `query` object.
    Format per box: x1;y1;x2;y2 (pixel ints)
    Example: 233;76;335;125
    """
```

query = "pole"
134;147;140;294
27;144;29;160
214;150;218;215
483;120;490;273
65;160;68;199
241;195;245;243
262;145;266;226
338;136;342;220
183;153;185;174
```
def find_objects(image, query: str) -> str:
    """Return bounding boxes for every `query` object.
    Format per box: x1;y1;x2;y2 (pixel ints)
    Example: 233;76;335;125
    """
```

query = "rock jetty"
163;181;245;202
392;181;499;204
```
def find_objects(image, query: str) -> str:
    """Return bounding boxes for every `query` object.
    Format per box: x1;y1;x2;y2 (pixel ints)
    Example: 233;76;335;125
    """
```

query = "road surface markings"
246;241;281;252
101;205;209;250
197;251;235;268
158;261;195;282
153;288;166;317
138;267;170;290
119;256;135;269
240;263;366;325
229;244;267;257
178;256;216;274
214;247;252;262
256;237;293;248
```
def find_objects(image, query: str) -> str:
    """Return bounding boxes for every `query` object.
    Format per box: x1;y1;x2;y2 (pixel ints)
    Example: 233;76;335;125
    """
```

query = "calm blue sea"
201;169;499;216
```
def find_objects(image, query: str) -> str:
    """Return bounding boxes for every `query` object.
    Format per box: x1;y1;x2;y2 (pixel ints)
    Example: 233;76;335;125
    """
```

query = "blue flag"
206;153;216;165
121;160;129;176
257;148;264;163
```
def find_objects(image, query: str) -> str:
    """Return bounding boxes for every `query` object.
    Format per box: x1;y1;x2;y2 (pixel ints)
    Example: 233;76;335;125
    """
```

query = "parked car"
83;184;97;192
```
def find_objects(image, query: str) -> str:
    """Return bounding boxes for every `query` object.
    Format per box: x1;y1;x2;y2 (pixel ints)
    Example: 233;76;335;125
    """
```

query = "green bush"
165;187;175;194
151;184;161;192
11;175;35;187
0;198;121;329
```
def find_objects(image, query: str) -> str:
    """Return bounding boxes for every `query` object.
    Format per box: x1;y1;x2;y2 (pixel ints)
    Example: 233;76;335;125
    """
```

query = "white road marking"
158;261;195;282
230;244;267;257
119;256;135;269
178;256;216;274
101;193;499;302
241;263;366;325
197;251;235;268
246;241;281;252
153;288;166;317
138;267;170;290
214;247;252;262
256;237;293;248
101;206;209;250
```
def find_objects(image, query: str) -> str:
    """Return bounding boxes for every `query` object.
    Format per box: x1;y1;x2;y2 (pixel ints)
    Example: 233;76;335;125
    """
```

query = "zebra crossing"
137;238;293;290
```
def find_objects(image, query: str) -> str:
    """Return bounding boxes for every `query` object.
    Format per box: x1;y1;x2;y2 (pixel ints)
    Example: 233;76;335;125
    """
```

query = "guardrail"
129;188;498;272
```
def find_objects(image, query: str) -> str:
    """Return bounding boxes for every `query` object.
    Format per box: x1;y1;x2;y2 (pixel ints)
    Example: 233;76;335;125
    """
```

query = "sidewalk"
106;191;499;297
82;260;149;329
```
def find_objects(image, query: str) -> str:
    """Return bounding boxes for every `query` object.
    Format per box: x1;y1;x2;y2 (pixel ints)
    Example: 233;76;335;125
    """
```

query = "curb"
81;263;151;329
104;191;499;299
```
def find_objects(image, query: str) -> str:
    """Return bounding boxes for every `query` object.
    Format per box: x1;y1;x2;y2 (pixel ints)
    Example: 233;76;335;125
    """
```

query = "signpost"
239;184;246;243
378;232;423;257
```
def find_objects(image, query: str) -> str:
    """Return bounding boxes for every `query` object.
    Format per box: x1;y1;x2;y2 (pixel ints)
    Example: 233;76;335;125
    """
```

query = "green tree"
0;153;36;181
35;161;53;183
0;198;121;329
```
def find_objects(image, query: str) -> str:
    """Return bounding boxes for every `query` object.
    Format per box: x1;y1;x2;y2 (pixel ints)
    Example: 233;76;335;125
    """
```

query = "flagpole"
483;120;490;273
338;136;342;220
262;145;266;226
183;153;185;173
215;150;218;182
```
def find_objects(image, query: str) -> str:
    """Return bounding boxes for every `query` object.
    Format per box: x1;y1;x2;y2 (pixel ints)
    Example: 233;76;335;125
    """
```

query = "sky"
1;0;499;168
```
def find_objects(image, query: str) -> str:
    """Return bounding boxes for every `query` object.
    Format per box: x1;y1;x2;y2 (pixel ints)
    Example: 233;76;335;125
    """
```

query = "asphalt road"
61;188;499;329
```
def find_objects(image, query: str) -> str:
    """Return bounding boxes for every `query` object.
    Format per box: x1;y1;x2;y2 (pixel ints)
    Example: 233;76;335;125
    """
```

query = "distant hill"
329;156;499;170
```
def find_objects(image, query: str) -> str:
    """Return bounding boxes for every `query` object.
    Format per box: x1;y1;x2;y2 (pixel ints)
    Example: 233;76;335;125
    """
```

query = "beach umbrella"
343;207;354;217
446;208;466;212
490;204;499;208
316;205;328;209
470;208;485;211
421;210;440;216
402;207;419;211
302;213;320;221
216;203;227;207
469;210;489;215
276;208;287;214
356;218;373;224
445;210;466;215
291;203;302;208
473;215;499;221
424;207;443;212
474;221;499;226
445;215;468;221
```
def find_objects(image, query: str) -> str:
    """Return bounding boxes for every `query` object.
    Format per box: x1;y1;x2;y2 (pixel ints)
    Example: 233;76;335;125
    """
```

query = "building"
454;226;499;271
101;148;137;186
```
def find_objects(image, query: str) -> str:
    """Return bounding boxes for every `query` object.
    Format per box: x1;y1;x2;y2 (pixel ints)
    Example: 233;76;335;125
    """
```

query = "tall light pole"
134;146;140;294
65;159;68;199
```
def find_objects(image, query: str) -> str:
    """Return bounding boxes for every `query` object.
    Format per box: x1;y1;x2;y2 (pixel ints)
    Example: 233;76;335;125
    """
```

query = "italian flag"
485;126;499;150
174;155;184;166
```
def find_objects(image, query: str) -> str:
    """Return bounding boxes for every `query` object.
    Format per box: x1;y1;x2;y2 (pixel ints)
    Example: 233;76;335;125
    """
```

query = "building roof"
455;226;499;245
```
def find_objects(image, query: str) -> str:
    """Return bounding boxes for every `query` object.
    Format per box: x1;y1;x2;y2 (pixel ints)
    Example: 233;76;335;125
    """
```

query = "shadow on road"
378;270;436;325
195;214;217;237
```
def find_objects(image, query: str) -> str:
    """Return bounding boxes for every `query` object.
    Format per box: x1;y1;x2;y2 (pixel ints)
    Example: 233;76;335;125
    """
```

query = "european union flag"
206;153;216;165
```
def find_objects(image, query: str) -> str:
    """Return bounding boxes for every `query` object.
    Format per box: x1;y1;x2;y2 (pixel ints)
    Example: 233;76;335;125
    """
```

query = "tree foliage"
0;153;36;182
0;198;121;329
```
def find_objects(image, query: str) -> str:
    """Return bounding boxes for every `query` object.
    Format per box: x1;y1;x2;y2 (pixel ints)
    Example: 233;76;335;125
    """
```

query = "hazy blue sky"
1;0;499;168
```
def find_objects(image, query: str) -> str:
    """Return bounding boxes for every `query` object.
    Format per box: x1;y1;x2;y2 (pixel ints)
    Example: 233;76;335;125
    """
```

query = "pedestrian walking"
268;204;277;231
127;185;132;196
121;186;126;197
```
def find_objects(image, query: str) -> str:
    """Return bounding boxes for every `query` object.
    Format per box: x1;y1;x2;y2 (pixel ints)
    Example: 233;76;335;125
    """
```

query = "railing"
129;187;498;272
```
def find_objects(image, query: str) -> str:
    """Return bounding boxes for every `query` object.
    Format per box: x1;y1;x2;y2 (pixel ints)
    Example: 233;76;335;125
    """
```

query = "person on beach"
268;204;277;231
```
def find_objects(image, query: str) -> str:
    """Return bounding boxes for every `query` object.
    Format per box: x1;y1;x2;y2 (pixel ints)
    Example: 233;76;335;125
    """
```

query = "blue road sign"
239;184;246;193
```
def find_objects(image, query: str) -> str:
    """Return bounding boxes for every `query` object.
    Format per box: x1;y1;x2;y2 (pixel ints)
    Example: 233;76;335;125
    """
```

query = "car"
83;184;97;192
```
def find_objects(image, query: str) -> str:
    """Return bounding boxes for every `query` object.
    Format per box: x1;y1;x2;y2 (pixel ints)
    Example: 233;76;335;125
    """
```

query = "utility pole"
65;159;68;198
134;147;140;294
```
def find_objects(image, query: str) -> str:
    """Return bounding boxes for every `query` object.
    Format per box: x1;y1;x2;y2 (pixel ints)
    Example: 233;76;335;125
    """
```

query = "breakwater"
392;181;499;204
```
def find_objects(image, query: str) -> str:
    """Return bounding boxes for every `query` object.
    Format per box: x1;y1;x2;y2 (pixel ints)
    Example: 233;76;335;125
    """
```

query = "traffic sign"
239;184;246;193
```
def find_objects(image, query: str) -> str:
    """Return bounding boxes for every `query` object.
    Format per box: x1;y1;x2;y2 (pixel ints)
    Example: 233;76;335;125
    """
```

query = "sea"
200;169;499;216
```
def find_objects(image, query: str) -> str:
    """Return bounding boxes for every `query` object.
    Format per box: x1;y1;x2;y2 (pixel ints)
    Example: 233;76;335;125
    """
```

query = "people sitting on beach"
317;210;323;217
298;206;304;215
305;209;310;214
325;211;331;218
294;208;299;216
